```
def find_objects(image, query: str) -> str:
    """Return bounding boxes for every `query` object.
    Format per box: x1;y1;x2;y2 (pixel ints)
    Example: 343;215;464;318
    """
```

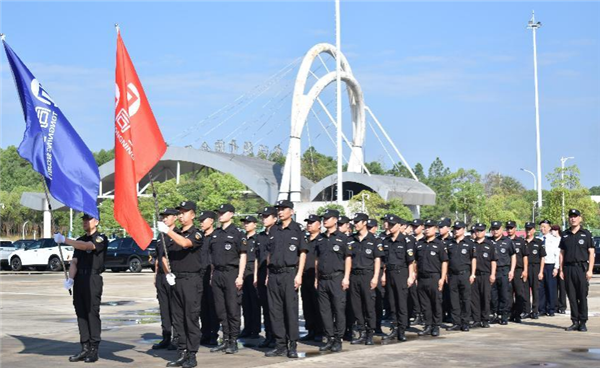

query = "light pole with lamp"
527;11;543;209
560;156;574;229
520;168;537;191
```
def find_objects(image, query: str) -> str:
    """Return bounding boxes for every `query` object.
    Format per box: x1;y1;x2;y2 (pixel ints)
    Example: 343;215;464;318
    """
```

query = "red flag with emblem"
114;29;166;250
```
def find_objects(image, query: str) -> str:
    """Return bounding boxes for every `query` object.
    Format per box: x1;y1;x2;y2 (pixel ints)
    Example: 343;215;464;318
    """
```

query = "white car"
8;238;74;271
1;239;34;270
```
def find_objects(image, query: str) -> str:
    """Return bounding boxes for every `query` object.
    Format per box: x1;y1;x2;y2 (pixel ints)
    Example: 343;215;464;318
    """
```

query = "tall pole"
528;11;543;209
560;156;574;229
335;0;343;204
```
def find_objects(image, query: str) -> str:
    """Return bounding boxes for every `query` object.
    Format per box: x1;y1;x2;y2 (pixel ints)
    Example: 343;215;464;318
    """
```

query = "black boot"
300;330;315;341
351;331;366;345
153;332;172;350
343;329;353;341
413;314;424;326
446;324;461;331
166;350;188;367
500;314;508;325
565;322;580;331
69;342;90;362
168;337;178;351
365;331;374;345
210;339;228;353
418;325;433;336
578;322;587;332
319;337;335;352
182;352;197;368
287;341;299;358
258;336;273;348
431;326;440;337
382;325;397;341
461;324;470;332
83;345;99;363
330;338;342;353
265;344;287;357
225;339;239;354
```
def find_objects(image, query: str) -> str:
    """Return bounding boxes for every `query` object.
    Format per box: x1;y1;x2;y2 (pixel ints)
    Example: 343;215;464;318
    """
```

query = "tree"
316;203;346;216
94;149;115;167
590;186;600;195
301;147;337;182
420;158;453;220
449;169;486;224
483;172;526;196
365;161;386;175
347;190;413;221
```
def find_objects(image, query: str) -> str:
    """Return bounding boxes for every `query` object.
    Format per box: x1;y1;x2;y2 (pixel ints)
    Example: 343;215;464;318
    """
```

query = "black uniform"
383;233;415;333
316;230;351;340
349;232;384;334
73;232;108;349
509;236;529;320
559;227;594;324
303;233;323;337
407;235;423;320
446;237;475;326
256;230;272;342
200;231;219;344
241;233;261;336
525;238;546;315
155;234;177;341
375;232;388;332
209;224;246;342
415;238;449;327
471;239;497;324
438;234;454;323
168;226;205;353
490;236;515;320
265;220;308;348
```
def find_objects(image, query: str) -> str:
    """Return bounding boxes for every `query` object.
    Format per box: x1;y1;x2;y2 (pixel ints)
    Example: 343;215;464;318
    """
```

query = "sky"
1;1;599;190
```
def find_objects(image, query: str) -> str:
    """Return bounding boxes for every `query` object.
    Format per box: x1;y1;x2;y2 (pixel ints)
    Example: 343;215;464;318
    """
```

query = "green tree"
301;147;337;182
94;149;115;167
316;203;346;216
589;186;600;195
365;161;386;175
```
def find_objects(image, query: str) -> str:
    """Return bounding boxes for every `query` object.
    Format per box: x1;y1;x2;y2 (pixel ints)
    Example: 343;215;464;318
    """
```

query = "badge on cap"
181;201;186;207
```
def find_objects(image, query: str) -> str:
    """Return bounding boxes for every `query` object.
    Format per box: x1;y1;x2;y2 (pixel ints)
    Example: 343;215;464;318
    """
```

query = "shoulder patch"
95;235;104;243
195;232;202;240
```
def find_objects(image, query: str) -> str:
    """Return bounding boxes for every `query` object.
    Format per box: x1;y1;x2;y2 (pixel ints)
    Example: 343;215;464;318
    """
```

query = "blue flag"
3;39;100;218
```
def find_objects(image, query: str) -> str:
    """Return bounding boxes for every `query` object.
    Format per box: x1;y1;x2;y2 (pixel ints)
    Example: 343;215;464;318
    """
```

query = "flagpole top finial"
1;34;5;41
114;24;120;33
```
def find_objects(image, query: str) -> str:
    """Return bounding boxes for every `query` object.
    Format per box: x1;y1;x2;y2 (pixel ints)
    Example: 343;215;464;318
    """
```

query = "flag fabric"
2;39;100;218
114;30;166;250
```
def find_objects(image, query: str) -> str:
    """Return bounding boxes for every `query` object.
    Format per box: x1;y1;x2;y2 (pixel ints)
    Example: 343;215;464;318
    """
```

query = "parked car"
594;236;600;273
1;240;15;270
105;237;156;273
8;238;74;271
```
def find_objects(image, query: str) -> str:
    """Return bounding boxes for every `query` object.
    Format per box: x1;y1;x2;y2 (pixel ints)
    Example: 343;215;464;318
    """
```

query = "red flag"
114;30;166;250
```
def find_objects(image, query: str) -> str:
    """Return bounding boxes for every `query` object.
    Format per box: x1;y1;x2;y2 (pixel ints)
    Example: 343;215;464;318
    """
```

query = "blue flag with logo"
3;39;100;218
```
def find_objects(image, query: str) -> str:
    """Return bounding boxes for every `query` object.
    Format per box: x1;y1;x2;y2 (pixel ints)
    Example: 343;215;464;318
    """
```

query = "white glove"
166;273;176;286
54;233;66;244
64;278;74;290
157;222;170;234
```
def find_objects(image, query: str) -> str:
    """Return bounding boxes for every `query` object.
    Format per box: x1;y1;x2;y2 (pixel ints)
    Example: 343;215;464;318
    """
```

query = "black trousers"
172;273;202;352
558;274;567;311
564;264;589;323
257;266;272;338
511;268;527;318
491;266;510;315
449;271;472;325
375;268;385;330
539;264;558;314
386;268;409;331
526;263;541;314
301;269;321;334
200;270;219;340
471;273;491;323
267;270;299;346
156;273;174;335
442;282;452;320
317;273;346;339
417;275;443;326
242;266;261;334
350;272;376;331
73;274;103;346
408;283;421;317
212;268;242;340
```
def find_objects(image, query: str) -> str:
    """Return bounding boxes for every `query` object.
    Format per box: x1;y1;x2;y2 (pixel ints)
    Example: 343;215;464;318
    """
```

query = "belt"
450;269;469;275
173;271;203;277
497;265;510;268
476;271;490;276
418;272;441;279
269;266;296;274
386;264;406;270
565;262;586;266
351;269;373;275
245;264;254;270
214;265;238;272
319;271;343;280
529;262;540;265
78;269;102;275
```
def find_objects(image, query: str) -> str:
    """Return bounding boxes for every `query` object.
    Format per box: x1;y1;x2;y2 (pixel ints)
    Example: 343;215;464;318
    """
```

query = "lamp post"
361;192;370;213
527;11;543;209
22;220;29;240
560;156;575;229
520;168;537;191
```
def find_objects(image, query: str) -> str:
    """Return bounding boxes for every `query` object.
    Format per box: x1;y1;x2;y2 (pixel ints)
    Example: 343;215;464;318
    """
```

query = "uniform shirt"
209;224;247;268
510;236;529;269
156;232;175;274
415;238;449;274
74;231;108;271
267;221;308;268
315;229;351;275
167;225;204;273
446;237;476;273
559;227;594;264
256;230;271;269
382;233;414;267
245;233;258;264
525;238;546;264
489;236;515;267
351;232;384;270
437;234;453;247
304;233;322;272
541;234;561;267
199;231;212;270
473;239;498;273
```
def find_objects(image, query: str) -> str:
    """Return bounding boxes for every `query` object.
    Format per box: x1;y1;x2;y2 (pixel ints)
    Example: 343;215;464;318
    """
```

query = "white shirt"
540;233;561;268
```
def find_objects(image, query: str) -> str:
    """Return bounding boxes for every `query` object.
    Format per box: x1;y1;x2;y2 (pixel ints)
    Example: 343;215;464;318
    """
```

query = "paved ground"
1;270;599;367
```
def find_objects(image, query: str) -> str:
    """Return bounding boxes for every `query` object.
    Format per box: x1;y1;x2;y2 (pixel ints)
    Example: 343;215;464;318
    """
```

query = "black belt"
476;271;490;276
450;269;469;275
173;271;203;277
269;266;296;274
386;264;406;270
78;269;102;275
565;262;586;266
351;269;373;275
529;262;541;265
497;265;510;268
319;271;343;280
418;272;440;279
214;265;238;272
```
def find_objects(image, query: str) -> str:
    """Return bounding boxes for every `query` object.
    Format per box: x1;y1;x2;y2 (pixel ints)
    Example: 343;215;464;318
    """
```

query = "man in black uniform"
470;223;497;328
408;219;424;325
209;204;247;354
158;201;204;368
560;209;595;332
349;213;384;345
445;221;476;332
153;208;179;350
368;219;386;335
301;214;324;342
438;218;453;324
381;214;416;343
489;221;516;325
55;213;108;363
415;220;449;337
506;221;529;323
316;209;352;353
255;206;277;348
524;223;545;319
199;211;219;346
338;215;354;341
240;216;261;339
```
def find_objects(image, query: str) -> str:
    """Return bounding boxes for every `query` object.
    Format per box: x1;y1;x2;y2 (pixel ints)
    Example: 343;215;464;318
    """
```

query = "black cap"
353;213;368;223
490;221;502;229
177;201;197;212
321;209;340;219
399;218;409;225
452;221;466;229
304;214;321;223
275;200;294;209
259;206;277;216
367;219;378;228
525;222;536;229
160;208;179;216
424;219;437;227
81;213;97;220
474;223;486;231
216;203;235;213
338;216;350;225
438;218;451;227
505;221;517;228
538;219;551;225
380;214;390;221
387;215;403;225
411;219;424;226
198;210;217;221
242;215;258;223
568;209;581;217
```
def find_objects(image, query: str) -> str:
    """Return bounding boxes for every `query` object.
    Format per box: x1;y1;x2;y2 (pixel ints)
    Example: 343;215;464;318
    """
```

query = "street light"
520;168;537;191
531;201;537;222
560;156;575;229
22;220;29;240
361;192;370;213
527;11;543;209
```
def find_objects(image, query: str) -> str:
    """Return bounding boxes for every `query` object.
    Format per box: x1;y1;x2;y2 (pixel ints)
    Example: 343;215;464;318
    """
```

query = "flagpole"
148;172;173;275
40;175;71;295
